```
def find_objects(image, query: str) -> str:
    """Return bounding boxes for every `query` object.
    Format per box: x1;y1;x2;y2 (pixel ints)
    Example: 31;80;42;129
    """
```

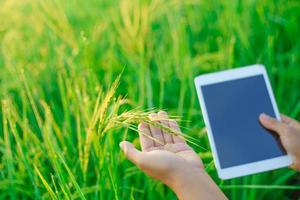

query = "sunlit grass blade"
34;166;58;200
57;153;86;200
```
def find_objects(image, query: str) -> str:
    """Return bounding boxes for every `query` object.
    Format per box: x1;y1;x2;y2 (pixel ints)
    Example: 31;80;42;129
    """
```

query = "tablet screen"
201;75;286;168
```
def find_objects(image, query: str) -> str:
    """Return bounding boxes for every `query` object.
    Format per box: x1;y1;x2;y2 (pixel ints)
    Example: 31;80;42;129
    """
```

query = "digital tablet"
194;64;292;180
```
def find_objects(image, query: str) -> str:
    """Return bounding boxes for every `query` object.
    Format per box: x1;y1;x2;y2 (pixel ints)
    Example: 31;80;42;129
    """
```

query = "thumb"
120;141;142;165
259;113;287;135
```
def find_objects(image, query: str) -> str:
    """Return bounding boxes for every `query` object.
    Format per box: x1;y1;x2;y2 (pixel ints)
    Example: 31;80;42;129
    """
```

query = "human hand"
259;113;300;171
120;111;227;200
120;111;203;184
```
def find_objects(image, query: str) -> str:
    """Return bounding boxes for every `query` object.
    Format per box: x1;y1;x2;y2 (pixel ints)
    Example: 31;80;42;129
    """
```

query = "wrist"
168;166;205;189
167;166;227;200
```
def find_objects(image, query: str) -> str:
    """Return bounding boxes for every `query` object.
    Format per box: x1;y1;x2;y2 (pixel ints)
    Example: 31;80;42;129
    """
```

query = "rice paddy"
0;0;300;199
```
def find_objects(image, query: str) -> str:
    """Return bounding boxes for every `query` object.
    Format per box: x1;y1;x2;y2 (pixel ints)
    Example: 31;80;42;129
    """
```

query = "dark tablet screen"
201;75;286;168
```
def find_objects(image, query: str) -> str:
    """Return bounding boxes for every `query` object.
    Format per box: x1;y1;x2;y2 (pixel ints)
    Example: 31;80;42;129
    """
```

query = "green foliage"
0;0;300;199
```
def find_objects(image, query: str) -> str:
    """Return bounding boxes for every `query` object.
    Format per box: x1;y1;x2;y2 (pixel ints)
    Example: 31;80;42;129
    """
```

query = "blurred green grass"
0;0;300;199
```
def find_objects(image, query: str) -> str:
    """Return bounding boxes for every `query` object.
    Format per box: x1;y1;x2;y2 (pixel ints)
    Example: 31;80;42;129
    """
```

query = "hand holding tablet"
259;113;300;172
194;64;292;179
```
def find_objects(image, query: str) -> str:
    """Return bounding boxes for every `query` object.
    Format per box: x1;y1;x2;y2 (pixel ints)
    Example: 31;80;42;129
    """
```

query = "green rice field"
0;0;300;199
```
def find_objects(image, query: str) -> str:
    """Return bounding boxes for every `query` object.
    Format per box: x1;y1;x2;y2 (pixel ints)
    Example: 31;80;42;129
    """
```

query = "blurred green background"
0;0;300;199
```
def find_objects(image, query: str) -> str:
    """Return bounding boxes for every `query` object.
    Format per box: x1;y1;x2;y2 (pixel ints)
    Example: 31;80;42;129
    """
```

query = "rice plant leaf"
57;153;86;200
34;166;58;200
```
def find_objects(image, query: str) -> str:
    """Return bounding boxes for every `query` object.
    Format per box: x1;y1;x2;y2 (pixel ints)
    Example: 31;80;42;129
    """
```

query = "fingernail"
158;110;167;115
149;113;156;117
119;142;125;150
260;113;270;121
138;123;147;129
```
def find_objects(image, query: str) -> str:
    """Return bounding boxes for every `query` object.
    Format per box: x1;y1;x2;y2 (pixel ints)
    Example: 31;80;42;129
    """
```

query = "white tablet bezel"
194;64;292;180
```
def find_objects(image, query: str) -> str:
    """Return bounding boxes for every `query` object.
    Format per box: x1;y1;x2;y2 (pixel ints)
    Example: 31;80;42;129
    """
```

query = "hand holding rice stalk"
119;111;227;200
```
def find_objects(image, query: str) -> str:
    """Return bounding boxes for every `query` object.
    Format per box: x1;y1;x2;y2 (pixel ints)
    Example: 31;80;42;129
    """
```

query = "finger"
289;162;300;172
138;123;154;151
259;113;287;135
168;119;185;143
149;113;165;146
281;114;300;130
119;141;142;165
157;111;173;144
